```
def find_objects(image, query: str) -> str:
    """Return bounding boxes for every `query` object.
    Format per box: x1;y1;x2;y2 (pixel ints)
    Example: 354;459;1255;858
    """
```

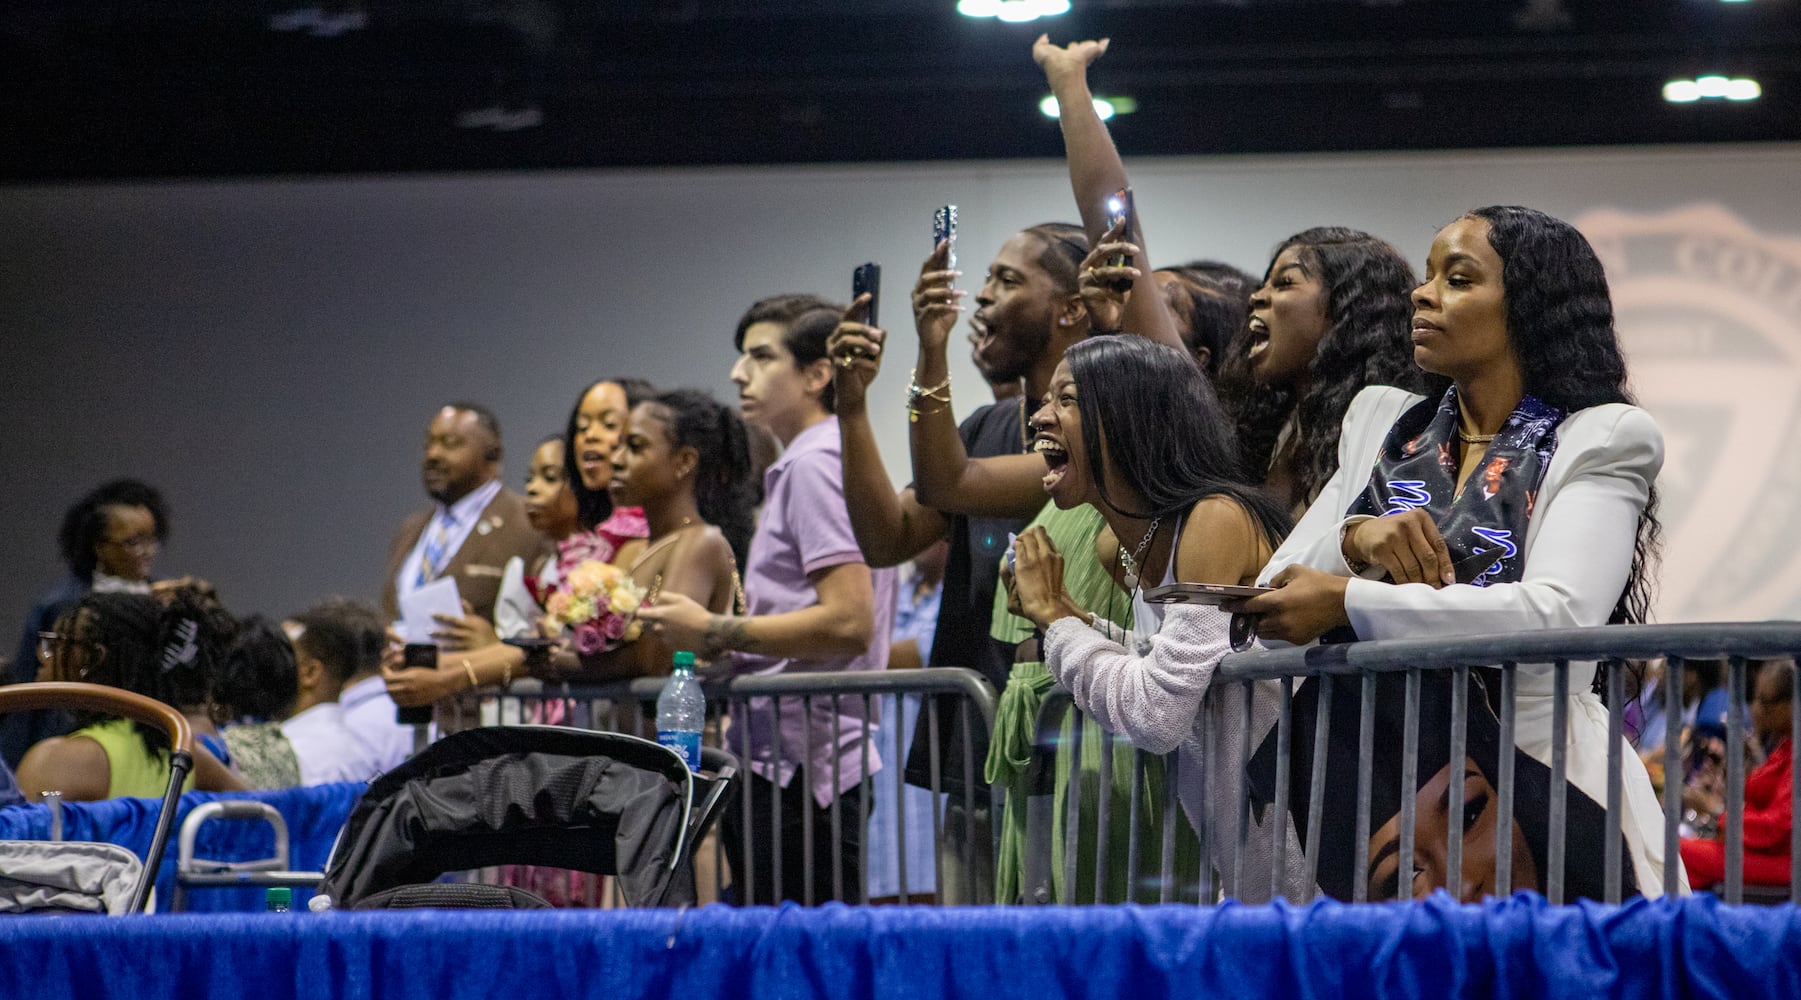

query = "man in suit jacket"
380;402;550;627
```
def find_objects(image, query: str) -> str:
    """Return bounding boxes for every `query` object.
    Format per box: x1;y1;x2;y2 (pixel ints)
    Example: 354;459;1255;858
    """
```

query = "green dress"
986;503;1200;904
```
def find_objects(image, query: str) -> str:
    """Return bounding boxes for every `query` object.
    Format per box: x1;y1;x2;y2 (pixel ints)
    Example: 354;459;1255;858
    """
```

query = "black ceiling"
3;0;1797;181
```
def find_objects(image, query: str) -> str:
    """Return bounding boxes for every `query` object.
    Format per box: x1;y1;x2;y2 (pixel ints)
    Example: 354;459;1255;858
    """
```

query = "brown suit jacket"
380;485;552;624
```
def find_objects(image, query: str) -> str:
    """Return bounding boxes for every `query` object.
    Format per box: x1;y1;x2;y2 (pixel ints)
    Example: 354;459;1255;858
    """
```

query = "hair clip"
161;618;200;672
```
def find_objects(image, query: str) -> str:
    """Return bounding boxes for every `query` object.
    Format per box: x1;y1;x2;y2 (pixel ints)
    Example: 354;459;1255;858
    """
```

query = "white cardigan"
1044;604;1310;903
1257;384;1680;895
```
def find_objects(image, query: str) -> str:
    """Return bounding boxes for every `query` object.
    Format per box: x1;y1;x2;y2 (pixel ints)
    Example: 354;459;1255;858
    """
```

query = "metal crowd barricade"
1021;689;1205;905
1023;622;1801;906
445;667;998;906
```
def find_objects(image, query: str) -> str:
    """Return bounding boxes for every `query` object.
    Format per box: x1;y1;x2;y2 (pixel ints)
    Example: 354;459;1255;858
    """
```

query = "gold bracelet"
908;398;954;423
906;368;952;406
461;659;480;691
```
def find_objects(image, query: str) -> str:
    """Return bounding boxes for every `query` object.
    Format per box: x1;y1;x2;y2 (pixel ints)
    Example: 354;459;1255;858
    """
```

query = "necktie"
416;514;453;587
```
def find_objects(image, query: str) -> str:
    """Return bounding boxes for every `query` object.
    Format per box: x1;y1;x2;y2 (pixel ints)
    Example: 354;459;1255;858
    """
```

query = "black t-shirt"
906;399;1033;795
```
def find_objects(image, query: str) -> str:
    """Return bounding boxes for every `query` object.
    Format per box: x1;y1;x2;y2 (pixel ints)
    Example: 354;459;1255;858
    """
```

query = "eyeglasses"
101;534;159;554
36;631;98;675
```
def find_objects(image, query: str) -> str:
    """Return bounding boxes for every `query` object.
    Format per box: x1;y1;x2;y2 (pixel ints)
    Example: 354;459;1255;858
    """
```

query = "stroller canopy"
321;727;711;909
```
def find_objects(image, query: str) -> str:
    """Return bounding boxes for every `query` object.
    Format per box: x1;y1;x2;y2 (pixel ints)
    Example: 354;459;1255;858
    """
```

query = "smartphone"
1140;582;1272;606
933;204;959;272
852;262;881;327
1104;187;1136;288
396;642;436;725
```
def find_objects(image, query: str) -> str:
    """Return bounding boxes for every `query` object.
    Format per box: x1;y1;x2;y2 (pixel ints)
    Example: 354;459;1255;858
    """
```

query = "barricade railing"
443;667;998;906
1024;622;1801;906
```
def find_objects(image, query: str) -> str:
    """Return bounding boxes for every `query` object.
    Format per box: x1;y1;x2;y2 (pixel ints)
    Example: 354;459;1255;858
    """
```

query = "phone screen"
852;262;881;327
396;643;436;725
1104;187;1136;279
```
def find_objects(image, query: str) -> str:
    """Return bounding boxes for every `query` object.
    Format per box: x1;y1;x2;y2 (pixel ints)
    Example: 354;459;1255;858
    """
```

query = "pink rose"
600;612;627;641
572;622;608;656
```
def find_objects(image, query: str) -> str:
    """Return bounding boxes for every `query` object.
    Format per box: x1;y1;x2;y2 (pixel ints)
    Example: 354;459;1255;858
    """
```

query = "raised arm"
1034;34;1181;351
907;240;1056;519
829;298;954;566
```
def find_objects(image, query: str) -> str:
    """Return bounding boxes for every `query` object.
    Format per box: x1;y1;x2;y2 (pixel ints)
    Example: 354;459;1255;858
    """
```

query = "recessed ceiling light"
1663;75;1762;102
958;0;1072;23
1039;95;1136;121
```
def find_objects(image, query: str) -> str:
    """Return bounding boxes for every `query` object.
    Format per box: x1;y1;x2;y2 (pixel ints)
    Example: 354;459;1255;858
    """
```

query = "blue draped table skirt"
0;893;1794;999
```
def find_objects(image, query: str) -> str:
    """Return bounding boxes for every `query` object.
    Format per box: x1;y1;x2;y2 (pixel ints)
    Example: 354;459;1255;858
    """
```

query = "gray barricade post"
446;667;997;907
1022;622;1801;907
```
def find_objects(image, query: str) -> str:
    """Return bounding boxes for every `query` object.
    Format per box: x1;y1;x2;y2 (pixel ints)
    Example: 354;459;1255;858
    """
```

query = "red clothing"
1680;738;1793;889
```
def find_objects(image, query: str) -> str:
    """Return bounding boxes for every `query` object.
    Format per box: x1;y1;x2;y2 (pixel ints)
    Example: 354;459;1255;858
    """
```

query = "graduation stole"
1345;387;1566;587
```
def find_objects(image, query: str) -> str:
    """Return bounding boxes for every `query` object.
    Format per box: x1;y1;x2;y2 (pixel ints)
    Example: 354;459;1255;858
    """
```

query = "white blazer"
1259;385;1663;641
1256;384;1680;895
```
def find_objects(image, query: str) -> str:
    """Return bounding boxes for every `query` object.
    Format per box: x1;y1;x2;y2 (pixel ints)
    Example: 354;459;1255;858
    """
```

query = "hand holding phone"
396;643;436;725
933;204;958;273
852;262;881;328
1103;187;1136;290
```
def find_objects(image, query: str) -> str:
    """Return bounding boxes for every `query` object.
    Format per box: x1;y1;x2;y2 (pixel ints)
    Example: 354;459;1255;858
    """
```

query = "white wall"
4;142;1799;631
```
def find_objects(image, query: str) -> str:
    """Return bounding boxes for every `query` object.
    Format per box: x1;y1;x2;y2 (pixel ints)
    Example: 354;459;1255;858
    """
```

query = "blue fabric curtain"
0;894;1794;1000
0;782;362;911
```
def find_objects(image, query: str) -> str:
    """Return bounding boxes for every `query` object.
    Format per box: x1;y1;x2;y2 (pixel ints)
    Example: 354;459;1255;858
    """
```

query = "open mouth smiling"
1034;435;1070;493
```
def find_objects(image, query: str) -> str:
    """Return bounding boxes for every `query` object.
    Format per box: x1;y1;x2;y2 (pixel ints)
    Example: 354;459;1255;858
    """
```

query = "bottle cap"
266;887;292;910
673;651;696;670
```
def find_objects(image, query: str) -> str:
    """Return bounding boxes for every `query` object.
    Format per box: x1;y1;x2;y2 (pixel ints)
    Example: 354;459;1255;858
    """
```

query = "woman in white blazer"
1237;205;1677;899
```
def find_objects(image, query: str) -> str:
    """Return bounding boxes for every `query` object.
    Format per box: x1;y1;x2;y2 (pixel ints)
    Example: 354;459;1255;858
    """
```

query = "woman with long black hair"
1238;205;1675;898
1215;226;1432;515
1005;335;1304;901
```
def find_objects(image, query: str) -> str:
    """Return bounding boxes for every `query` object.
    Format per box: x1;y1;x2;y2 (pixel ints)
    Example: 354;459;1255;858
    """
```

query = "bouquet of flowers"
543;559;648;656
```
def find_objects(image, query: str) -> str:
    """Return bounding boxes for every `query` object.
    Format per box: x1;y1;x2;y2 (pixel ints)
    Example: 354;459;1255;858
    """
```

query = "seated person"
218;616;303;790
283;601;386;785
333;602;413;774
1680;660;1794;890
7;477;169;768
18;592;244;800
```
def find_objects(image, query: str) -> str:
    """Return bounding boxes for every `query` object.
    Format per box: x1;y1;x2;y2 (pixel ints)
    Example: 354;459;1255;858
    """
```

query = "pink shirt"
730;417;896;807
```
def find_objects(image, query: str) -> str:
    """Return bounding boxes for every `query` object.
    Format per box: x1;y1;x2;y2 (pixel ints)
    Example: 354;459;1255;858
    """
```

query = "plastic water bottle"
265;887;292;912
656;650;705;772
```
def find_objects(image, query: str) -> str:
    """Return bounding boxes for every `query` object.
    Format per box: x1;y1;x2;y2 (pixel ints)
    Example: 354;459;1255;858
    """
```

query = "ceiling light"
1663;75;1762;103
268;6;368;37
454;105;544;131
958;0;1071;23
1039;95;1136;121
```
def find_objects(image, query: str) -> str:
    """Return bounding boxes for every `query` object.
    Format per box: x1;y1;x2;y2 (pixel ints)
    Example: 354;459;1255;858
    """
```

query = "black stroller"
316;726;736;909
0;682;194;915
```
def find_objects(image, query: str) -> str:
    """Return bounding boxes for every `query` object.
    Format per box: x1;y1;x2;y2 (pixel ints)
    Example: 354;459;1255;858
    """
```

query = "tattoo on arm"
703;615;757;659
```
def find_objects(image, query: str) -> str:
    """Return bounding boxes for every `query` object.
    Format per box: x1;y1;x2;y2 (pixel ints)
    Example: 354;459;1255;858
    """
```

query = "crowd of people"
4;36;1792;906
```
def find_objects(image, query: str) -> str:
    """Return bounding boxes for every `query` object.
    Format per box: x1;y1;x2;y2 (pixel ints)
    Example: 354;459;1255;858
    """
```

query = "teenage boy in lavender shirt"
640;295;897;905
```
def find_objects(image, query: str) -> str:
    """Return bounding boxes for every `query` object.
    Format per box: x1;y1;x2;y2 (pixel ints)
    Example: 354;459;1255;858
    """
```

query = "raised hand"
1032;34;1109;89
828;294;886;418
1076;215;1141;333
911;238;964;349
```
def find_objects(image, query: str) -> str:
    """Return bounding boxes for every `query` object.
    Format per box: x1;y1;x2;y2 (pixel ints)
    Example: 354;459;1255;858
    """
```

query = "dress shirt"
392;477;504;612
